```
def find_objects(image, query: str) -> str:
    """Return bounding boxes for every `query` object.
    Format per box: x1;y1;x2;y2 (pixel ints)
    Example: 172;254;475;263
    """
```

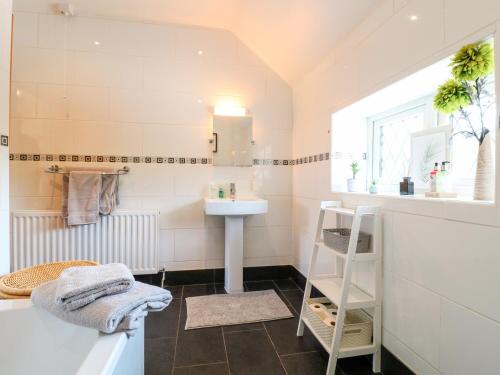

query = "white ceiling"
14;0;379;84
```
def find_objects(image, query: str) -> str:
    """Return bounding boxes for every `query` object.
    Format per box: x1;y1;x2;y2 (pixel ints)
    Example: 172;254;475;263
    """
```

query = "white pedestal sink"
204;197;268;293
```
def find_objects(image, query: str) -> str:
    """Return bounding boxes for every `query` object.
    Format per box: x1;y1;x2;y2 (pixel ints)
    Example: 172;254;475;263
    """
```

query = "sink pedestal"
224;216;244;293
204;197;268;294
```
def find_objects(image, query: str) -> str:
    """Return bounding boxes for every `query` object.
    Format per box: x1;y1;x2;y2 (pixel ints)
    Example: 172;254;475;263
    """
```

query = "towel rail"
45;165;130;175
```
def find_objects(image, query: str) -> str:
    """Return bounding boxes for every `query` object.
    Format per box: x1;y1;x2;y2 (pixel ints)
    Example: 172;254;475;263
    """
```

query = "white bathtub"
0;299;144;375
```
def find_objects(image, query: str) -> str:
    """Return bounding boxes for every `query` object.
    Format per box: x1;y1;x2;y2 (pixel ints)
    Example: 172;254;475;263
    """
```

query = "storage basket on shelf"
303;297;372;348
323;228;371;253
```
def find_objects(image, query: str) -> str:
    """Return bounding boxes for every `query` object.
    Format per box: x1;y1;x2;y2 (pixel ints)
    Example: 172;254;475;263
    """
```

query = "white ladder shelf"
297;201;382;374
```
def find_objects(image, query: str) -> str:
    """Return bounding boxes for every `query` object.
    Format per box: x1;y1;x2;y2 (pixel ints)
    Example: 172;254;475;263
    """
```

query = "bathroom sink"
204;197;268;216
204;197;268;294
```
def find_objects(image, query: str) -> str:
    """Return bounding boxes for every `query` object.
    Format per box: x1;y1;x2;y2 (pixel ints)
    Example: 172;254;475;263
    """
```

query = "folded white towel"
55;263;134;311
32;281;172;336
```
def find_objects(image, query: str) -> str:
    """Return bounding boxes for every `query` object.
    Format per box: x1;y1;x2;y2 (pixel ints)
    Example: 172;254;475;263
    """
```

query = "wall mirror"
212;115;253;166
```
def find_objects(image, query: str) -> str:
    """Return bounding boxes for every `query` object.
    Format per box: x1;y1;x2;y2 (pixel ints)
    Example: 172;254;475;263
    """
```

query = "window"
367;97;437;192
331;37;497;201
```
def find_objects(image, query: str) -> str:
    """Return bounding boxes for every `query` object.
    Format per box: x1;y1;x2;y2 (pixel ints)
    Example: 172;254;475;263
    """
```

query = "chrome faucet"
229;183;236;200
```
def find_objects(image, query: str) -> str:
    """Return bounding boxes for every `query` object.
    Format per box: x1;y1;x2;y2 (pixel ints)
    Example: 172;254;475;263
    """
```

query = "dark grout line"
173;361;228;370
220;326;231;374
223;327;265;334
279;350;320;357
262;322;289;375
170;286;184;375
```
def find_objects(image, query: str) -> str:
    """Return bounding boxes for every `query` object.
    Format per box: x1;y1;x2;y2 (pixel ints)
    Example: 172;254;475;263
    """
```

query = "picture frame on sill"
409;125;451;191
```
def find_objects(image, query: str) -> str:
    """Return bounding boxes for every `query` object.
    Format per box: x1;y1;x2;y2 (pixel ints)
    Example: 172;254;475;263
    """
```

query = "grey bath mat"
185;289;293;330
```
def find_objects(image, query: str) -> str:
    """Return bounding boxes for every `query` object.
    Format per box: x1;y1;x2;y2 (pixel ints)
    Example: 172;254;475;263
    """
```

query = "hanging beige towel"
64;171;102;226
99;173;119;215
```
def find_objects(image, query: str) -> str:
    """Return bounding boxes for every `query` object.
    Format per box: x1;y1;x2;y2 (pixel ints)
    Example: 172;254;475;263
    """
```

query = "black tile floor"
144;279;379;375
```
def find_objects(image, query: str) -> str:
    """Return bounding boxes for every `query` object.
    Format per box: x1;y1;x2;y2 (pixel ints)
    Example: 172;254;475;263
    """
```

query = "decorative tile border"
9;153;294;166
8;152;364;166
9;154;212;164
0;135;8;147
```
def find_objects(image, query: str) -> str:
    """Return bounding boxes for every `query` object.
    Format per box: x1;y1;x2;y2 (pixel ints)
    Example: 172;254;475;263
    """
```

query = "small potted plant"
369;179;378;194
347;161;362;192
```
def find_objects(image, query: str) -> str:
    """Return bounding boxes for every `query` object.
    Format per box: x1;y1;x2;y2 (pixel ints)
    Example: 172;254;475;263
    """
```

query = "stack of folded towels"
31;263;172;336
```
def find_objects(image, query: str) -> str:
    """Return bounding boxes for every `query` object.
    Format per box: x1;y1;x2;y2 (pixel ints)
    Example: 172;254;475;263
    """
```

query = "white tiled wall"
292;0;500;373
0;0;12;275
9;11;294;271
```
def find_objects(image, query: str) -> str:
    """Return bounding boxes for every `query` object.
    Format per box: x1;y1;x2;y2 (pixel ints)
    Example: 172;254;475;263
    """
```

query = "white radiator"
11;210;159;274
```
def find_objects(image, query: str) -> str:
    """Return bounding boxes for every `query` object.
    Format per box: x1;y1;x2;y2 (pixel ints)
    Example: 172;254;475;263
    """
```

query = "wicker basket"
0;260;98;298
323;228;371;253
304;297;372;348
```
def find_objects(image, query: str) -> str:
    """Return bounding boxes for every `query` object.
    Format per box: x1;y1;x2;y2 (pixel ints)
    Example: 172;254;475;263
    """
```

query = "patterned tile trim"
9;154;212;164
9;153;295;166
293;151;367;165
0;135;8;147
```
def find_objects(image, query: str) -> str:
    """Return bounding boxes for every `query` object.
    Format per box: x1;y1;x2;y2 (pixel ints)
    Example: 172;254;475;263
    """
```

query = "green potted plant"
347;161;362;192
434;41;495;200
369;179;378;194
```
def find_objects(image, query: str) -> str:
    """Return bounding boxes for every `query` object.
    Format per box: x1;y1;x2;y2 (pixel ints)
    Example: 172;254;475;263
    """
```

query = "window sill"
333;190;498;227
336;191;494;206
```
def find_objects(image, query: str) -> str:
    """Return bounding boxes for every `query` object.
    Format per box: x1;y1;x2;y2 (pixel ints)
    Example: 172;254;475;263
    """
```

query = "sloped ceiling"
13;0;379;83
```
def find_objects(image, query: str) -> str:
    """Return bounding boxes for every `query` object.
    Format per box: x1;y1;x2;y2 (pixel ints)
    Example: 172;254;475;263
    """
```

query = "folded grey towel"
32;281;172;336
55;263;135;311
99;174;120;215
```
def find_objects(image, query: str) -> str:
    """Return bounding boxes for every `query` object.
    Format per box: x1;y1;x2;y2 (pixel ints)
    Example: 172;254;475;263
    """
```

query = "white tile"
356;0;445;93
392;212;500;323
67;86;109;121
159;229;175;266
12;12;38;47
10;81;36;118
37;14;66;49
245;195;292;227
11;47;66;83
9;118;54;153
142;124;210;157
120;164;174;198
444;0;500;44
244;226;292;258
142;196;205;229
67;50;142;89
382;329;440;375
174;26;237;64
383;272;441;367
174;165;212;197
174;228;224;262
253;127;292;160
440;300;500;375
0;150;9;210
9;161;58;197
72;122;142;155
66;17;111;52
36;84;68;119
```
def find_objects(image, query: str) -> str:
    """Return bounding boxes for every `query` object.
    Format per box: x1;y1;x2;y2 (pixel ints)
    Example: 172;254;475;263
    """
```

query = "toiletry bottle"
442;161;452;193
218;187;224;199
209;182;218;199
430;163;439;192
437;161;451;193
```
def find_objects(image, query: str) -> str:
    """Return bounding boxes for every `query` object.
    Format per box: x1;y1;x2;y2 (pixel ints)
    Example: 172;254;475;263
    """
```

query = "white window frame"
366;95;438;192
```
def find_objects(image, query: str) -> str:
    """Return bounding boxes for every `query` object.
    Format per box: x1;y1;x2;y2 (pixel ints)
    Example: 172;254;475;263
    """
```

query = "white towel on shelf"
55;263;134;311
32;280;172;336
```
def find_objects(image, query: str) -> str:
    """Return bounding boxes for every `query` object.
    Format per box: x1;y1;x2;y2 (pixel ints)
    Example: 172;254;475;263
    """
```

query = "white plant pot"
347;178;362;192
474;132;494;201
